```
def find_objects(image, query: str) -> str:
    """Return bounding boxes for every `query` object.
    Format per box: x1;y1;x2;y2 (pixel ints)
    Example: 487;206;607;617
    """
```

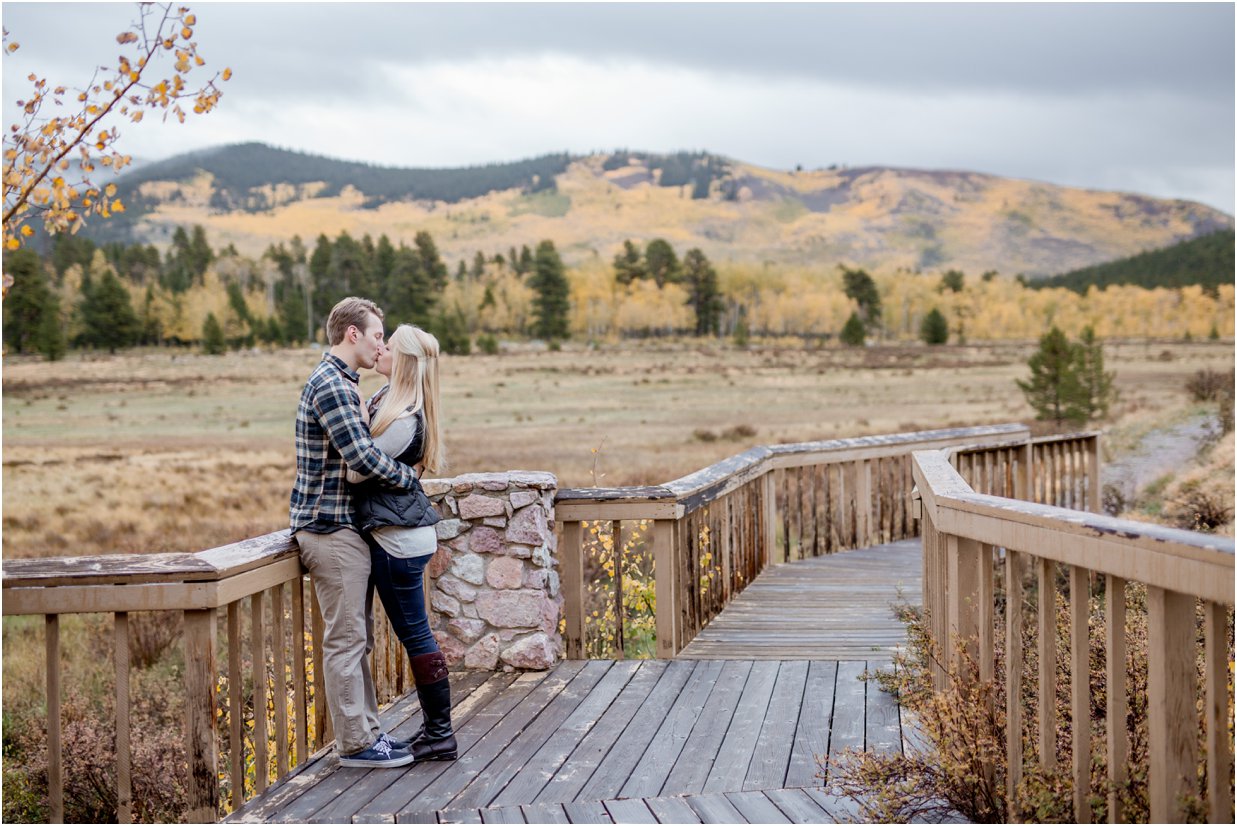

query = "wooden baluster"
858;459;873;547
795;466;806;560
184;608;219;822
946;535;980;671
1088;435;1101;514
271;584;289;779
1105;575;1127;823
1038;558;1057;770
251;592;268;794
114;612;132;824
227;602;244;805
720;495;733;602
1070;565;1090;822
291;576;308;766
808;463;819;557
984;450;994;498
1204;601;1233;825
613;520;625;660
560;520;584;659
822;463;834;553
762;472;777;569
1006;551;1025;805
46;614;63;824
310;584;329;748
653;519;678;658
1146;587;1198;823
978;546;994;687
780;468;791;562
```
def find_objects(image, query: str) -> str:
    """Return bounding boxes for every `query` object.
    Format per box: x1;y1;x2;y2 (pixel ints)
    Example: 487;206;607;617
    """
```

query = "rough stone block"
435;519;466;540
450;553;485;585
509;490;539;509
438;633;468;667
532;542;552;568
480;477;510;492
459;494;505;520
427;547;452;578
482;516;508;528
437;574;478;603
464;634;500;669
506;505;548;546
431;591;461;618
486;556;525;590
523;569;548;590
469;526;503;555
500;633;559;669
475;590;545;628
447;618;487;644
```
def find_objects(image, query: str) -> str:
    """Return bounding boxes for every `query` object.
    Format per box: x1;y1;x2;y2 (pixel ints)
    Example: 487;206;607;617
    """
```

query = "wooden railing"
2;531;418;822
556;423;1031;659
912;448;1235;823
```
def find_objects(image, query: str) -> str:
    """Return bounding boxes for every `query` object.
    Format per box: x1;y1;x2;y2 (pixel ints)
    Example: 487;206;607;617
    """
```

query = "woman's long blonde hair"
370;325;445;473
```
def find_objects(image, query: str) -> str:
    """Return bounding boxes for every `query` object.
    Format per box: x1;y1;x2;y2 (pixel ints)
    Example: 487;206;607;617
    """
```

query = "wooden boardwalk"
228;543;921;824
678;539;921;661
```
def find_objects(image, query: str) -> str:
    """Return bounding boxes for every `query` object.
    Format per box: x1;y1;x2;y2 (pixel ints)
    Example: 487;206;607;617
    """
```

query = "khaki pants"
295;527;382;755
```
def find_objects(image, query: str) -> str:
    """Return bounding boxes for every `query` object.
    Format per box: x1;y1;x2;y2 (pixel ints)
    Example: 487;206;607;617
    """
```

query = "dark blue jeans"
367;539;440;658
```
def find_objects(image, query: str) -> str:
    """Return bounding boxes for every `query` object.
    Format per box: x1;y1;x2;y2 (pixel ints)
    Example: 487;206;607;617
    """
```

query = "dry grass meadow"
3;338;1233;560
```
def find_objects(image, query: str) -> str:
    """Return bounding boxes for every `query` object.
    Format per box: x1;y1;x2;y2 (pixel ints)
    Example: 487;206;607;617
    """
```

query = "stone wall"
420;471;562;670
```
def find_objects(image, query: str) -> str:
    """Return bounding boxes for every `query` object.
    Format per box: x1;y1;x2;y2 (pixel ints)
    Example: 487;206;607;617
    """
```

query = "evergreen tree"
188;225;214;280
80;269;140;353
683;248;722;335
841;266;882;327
277;277;309;343
383;245;436;327
1073;326;1116;422
414;231;449;292
139;285;163;345
529;240;571;340
432;306;471;355
938;270;965;293
517;244;534;276
3;249;55;354
162;226;193;293
456;259;467;280
374;235;396;286
733;305;750;347
920;307;949;345
308;233;334;330
1016;326;1085;426
644;238;681;287
202;312;226;355
472;251;486;279
35;294;67;361
840;312;866;347
613;239;645;285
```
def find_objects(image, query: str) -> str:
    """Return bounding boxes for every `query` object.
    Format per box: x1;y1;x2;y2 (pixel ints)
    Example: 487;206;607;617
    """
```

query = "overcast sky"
3;1;1234;213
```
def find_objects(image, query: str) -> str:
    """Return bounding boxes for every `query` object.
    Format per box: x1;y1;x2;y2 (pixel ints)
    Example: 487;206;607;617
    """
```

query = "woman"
348;324;456;762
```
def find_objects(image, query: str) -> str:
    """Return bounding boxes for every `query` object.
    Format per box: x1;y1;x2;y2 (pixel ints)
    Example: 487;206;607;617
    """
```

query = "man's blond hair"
326;297;383;345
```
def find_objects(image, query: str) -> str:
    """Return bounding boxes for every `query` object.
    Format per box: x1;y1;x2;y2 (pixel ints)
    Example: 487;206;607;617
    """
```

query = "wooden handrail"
912;447;1235;823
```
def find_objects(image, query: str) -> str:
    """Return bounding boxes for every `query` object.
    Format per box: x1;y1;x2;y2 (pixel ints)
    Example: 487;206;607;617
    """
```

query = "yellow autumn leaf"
222;67;232;81
20;225;34;237
105;183;117;197
112;199;125;213
182;27;193;39
116;31;139;44
185;13;196;25
5;238;20;250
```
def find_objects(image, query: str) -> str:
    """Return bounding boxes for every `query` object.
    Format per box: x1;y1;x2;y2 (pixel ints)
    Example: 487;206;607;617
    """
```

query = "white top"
349;408;436;558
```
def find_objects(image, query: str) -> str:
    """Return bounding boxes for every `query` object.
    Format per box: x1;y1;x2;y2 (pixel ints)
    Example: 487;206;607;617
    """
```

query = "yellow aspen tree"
3;3;231;287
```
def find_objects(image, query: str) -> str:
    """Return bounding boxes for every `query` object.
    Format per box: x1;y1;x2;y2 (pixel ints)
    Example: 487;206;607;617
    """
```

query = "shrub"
840;312;866;347
919;308;949;345
721;424;757;441
1184;369;1233;402
693;428;718;443
1165;483;1234;532
476;333;499;355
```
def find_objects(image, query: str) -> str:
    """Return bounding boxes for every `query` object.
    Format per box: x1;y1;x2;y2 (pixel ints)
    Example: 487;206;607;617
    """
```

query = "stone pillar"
420;471;562;670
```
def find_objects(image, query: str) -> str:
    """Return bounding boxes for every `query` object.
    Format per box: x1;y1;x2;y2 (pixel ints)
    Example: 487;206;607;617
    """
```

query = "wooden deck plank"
643;796;702;824
518;802;572;824
802;786;865;823
478;806;526;824
660;660;753;795
702;660;780;793
865;670;902;756
491;660;645;807
761;787;834;824
563;660;698;803
447;660;614;809
684;792;746;824
228;671;493;823
402;662;587;818
827;661;867;760
435;808;482;824
354;670;555;821
785;661;837;788
562;800;612;823
601;798;658;824
533;660;683;804
618;659;726;799
725;790;792;823
743;660;809;791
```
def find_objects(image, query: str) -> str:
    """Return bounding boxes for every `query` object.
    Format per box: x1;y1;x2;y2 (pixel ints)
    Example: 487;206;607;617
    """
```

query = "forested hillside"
1033;229;1234;293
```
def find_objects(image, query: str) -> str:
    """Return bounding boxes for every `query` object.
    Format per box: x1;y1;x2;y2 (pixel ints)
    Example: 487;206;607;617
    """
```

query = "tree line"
1030;228;1233;295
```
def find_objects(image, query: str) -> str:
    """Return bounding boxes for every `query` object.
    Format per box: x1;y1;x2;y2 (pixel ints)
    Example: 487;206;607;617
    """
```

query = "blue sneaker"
339;736;413;768
379;731;411;751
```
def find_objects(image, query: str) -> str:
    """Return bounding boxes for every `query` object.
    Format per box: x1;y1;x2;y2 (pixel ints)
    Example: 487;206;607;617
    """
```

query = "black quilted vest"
353;411;441;532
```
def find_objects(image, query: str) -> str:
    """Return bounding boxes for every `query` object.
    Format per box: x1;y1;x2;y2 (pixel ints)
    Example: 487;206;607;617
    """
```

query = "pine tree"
613;239;645;285
529;240;571;340
920;307;949;345
841;267;882;328
3;248;53;354
644;238;681;287
202;312;226;355
80;269;140;353
840;312;866;346
1073;326;1116;422
1017;326;1085;426
733;305;750;347
683;248;722;336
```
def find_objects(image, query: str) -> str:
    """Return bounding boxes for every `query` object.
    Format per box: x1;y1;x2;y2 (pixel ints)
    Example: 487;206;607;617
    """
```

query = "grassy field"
3;338;1232;559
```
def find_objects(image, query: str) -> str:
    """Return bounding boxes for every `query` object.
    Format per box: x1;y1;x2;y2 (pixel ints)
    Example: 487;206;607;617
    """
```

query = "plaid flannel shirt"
289;354;417;532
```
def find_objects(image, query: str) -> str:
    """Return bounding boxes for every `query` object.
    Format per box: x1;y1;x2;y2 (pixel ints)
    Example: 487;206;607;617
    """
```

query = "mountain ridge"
93;143;1233;278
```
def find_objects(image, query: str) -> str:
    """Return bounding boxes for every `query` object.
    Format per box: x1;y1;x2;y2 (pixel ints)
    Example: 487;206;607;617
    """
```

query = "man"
290;296;417;768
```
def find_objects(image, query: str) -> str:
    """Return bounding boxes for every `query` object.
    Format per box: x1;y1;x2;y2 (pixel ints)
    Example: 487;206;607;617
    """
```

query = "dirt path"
1101;411;1216;504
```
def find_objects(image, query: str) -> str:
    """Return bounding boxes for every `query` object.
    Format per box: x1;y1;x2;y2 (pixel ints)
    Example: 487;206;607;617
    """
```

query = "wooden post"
291;576;308;767
114;612;132;824
1106;575;1128;823
978;545;994;687
271;584;289;778
1070;565;1091;823
1204;601;1234;825
251;592;268;794
560;520;585;659
719;495;732;601
1006;550;1025;805
309;584;330;748
653;519;678;659
1147;587;1197;823
183;608;219;823
1017;442;1033;503
1038;557;1057;770
1087;435;1101;514
858;459;873;547
46;614;63;824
